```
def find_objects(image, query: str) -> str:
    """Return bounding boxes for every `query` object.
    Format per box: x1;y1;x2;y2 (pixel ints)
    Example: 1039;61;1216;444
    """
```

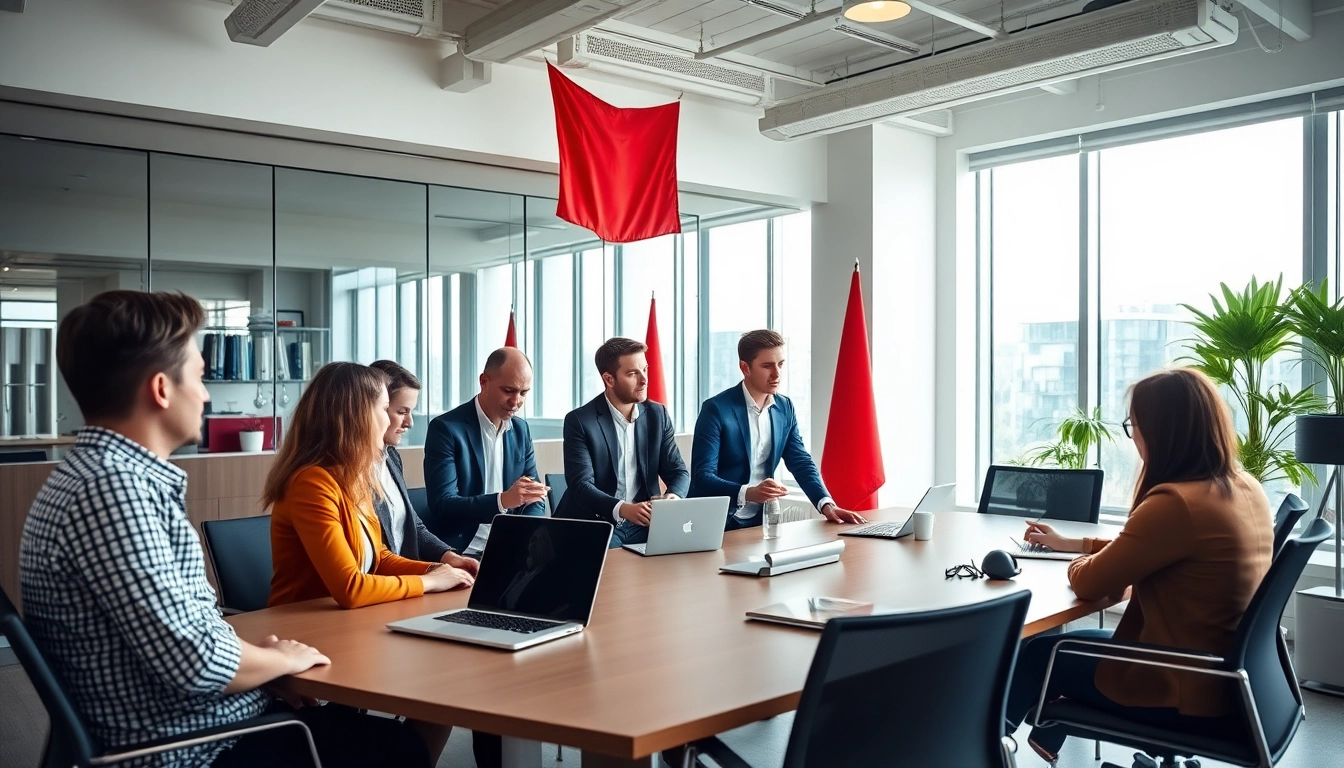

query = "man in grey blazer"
558;337;689;547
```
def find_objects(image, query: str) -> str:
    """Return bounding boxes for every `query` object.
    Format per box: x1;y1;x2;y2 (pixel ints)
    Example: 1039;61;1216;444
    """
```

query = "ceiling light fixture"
842;0;912;23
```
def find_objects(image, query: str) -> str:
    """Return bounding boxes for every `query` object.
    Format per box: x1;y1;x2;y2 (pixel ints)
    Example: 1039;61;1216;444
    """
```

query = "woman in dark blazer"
369;360;480;572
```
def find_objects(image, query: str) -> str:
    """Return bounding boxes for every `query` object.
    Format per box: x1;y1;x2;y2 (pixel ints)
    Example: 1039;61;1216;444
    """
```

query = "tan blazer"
1069;473;1273;716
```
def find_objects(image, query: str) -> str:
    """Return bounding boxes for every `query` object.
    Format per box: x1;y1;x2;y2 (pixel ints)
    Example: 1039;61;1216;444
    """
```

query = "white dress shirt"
376;459;407;554
606;395;641;523
737;383;775;519
469;397;511;554
736;383;834;518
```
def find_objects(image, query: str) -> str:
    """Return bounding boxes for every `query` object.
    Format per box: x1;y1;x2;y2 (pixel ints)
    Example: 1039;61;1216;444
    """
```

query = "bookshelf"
197;326;330;383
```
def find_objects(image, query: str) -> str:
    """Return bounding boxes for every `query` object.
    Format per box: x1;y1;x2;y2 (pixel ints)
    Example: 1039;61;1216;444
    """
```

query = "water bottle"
763;499;782;540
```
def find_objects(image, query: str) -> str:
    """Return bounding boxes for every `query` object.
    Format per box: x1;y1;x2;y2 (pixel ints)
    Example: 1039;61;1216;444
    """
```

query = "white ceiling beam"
694;11;836;60
904;0;1008;40
596;19;827;85
1239;0;1312;42
1040;78;1078;95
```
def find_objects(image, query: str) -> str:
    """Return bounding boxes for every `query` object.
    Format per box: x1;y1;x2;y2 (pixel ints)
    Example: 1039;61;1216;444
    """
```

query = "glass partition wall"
0;134;737;456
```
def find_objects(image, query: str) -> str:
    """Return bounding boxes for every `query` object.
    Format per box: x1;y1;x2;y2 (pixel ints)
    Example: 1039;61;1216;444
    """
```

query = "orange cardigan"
269;465;432;609
1068;474;1272;716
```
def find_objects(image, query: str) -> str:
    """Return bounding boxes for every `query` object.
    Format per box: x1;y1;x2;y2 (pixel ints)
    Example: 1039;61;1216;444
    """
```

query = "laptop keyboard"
434;610;563;635
845;521;905;538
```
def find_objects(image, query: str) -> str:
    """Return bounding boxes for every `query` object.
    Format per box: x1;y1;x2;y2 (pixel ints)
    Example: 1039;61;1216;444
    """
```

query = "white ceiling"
584;0;1088;78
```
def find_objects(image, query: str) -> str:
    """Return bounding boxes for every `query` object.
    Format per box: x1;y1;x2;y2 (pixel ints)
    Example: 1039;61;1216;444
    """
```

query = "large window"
979;113;1337;510
706;220;769;397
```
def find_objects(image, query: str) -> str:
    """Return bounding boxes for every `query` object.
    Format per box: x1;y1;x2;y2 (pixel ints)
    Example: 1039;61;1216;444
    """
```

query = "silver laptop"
839;483;956;539
623;497;730;556
387;516;612;651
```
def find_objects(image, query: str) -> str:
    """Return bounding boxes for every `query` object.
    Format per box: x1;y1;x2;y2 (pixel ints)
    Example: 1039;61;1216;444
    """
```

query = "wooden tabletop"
227;509;1119;760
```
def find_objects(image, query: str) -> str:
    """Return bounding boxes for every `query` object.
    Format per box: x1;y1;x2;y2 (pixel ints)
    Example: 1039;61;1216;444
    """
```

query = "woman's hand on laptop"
1023;522;1084;553
441;550;481;576
619;501;653;526
422;563;475;593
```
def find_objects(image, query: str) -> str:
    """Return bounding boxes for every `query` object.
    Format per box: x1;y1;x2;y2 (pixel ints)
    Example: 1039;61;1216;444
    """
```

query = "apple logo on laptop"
683;520;694;533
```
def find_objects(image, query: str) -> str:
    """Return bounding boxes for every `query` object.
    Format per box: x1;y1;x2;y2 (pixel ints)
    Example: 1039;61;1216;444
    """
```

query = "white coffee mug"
912;511;935;541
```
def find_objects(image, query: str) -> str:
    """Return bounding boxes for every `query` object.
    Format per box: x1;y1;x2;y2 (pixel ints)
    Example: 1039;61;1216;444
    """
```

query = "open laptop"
387;515;612;651
839;483;956;539
622;496;730;556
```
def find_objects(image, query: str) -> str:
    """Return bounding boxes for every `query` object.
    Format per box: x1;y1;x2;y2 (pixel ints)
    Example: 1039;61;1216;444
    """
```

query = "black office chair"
685;591;1032;768
1272;493;1309;558
201;515;273;614
978;465;1104;523
0;449;47;464
407;486;430;521
545;473;568;517
0;586;320;768
1034;517;1332;768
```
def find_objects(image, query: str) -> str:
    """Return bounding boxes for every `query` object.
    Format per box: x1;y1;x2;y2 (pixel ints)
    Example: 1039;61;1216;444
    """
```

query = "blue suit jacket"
556;394;690;522
688;384;831;512
423;398;545;552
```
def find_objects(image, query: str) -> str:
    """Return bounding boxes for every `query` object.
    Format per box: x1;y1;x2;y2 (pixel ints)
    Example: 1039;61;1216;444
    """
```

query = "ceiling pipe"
904;0;1010;40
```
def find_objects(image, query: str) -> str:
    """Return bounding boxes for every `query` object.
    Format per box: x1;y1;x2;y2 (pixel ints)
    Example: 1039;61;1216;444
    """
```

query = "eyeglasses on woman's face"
1122;418;1133;439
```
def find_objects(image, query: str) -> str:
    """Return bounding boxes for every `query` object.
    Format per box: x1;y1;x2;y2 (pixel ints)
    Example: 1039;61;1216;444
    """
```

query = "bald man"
424;347;548;557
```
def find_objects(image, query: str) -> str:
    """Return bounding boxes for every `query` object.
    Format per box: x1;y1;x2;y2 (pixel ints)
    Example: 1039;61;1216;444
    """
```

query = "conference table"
227;509;1121;767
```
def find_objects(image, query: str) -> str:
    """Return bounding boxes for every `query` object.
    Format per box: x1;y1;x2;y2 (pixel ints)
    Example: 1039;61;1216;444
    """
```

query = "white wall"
0;0;826;207
934;7;1344;500
811;125;937;508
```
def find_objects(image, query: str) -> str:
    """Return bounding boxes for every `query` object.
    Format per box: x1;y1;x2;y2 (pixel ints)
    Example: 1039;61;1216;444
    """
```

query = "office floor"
4;657;1344;768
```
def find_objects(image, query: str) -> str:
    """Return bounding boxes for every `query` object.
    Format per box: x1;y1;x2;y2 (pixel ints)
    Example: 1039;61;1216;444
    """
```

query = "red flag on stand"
644;295;668;406
820;264;885;511
547;63;681;243
504;309;517;348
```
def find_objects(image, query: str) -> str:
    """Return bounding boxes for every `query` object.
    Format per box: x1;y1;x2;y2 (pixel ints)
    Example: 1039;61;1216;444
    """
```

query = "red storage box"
205;415;282;453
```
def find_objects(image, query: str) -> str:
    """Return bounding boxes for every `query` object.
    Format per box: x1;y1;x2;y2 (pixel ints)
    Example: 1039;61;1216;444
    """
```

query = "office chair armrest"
688;736;755;768
1034;638;1231;730
90;712;319;767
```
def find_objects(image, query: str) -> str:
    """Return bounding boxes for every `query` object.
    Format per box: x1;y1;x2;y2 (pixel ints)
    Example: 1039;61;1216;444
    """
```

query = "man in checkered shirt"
20;291;432;767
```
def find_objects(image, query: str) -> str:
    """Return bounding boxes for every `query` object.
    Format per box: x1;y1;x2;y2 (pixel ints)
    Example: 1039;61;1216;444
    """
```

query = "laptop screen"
468;516;611;625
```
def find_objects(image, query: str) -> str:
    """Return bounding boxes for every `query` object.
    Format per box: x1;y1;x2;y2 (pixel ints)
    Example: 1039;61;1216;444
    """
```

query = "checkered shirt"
19;427;268;767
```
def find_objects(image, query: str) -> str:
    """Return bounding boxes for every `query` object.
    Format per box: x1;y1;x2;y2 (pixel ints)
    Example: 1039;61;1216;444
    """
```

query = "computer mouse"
981;550;1022;580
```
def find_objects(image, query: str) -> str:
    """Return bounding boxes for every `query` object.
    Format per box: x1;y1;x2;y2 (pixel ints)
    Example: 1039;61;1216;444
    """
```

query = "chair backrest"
545;473;567;516
1226;516;1331;763
407;486;430;521
781;591;1031;768
1272;493;1309;559
0;586;99;767
977;465;1104;523
0;449;47;464
201;515;273;613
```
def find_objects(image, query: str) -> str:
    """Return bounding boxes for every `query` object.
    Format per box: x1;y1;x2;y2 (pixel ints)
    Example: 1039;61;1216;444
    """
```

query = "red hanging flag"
547;63;681;244
504;309;517;348
820;265;885;511
644;296;668;406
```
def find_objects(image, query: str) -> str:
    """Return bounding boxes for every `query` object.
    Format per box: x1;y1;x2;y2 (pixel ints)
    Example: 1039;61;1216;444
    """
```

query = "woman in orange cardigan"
264;362;474;609
1005;367;1272;764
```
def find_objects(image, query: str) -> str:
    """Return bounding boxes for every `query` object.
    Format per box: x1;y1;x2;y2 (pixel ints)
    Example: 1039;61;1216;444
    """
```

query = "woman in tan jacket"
1005;367;1273;764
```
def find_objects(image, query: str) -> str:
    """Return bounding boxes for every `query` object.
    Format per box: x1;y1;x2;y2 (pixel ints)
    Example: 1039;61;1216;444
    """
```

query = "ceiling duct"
760;0;1237;140
226;0;448;46
558;33;778;106
463;0;645;63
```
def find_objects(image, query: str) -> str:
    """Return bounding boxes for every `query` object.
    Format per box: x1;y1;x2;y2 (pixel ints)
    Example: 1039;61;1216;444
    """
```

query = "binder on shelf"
720;540;846;577
252;333;272;381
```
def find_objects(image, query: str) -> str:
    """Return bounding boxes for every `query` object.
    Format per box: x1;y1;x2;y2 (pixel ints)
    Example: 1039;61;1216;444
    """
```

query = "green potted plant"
1182;276;1319;487
1021;407;1117;470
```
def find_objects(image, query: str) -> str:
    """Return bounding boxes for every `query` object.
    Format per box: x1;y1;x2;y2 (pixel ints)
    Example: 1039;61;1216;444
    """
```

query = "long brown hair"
262;362;390;510
1129;367;1240;505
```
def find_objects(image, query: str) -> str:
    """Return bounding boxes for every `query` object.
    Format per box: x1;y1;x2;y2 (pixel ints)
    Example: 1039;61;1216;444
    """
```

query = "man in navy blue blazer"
558;337;690;547
690;330;867;530
424;347;548;556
